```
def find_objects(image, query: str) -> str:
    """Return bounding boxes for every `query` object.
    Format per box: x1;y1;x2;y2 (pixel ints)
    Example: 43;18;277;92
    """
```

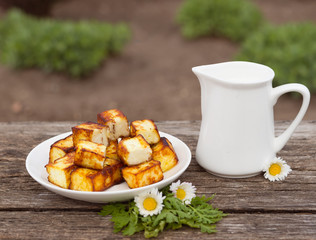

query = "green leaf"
200;223;217;233
99;203;127;216
189;196;227;225
144;220;166;238
111;214;131;233
121;215;143;236
166;222;182;230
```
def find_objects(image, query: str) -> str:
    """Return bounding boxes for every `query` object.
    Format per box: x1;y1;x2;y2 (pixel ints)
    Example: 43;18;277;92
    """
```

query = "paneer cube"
130;119;160;144
122;160;163;189
45;152;77;189
49;134;74;163
72;121;109;147
152;137;178;172
74;140;106;170
70;158;123;192
106;140;119;161
69;168;109;192
103;158;124;185
117;135;152;166
97;109;129;140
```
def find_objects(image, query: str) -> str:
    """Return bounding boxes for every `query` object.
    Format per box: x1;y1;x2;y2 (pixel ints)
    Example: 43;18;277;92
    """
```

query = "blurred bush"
0;9;131;77
176;0;264;42
235;23;316;93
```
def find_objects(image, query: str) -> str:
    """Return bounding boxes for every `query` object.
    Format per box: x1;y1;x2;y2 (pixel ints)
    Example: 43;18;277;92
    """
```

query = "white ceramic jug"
192;61;310;178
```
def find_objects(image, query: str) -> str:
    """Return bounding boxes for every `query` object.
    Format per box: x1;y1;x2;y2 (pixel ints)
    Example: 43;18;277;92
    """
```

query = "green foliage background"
176;0;264;42
0;9;130;77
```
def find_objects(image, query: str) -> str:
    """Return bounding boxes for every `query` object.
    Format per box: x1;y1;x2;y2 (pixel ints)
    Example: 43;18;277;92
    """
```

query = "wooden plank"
1;169;316;212
1;121;316;211
0;211;315;239
1;121;316;239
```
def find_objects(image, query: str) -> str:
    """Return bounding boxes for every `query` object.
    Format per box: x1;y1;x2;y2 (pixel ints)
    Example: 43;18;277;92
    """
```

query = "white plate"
26;131;191;203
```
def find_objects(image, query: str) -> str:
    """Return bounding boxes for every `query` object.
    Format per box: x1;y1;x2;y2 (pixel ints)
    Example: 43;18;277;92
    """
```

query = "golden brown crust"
74;140;106;170
117;135;152;166
69;158;124;191
106;140;119;160
51;134;74;151
49;134;74;163
45;152;77;189
122;160;163;189
72;121;108;147
97;109;129;140
103;158;124;185
97;109;127;124
151;137;178;172
129;119;160;144
130;119;157;134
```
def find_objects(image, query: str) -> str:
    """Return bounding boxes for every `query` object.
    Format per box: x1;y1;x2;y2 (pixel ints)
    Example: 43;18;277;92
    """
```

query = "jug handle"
271;83;310;153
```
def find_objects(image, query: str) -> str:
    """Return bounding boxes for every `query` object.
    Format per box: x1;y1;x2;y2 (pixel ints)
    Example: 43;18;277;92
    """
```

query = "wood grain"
1;121;316;239
1;211;315;239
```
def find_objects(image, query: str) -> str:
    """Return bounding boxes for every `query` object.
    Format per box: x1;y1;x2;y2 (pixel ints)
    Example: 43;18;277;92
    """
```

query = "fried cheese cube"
117;135;152;166
72;121;109;147
106;140;120;161
122;160;163;189
49;134;74;163
69;158;123;192
74;140;106;170
69;168;109;192
103;158;124;185
152;137;178;172
97;109;129;140
130;119;160;144
45;152;77;189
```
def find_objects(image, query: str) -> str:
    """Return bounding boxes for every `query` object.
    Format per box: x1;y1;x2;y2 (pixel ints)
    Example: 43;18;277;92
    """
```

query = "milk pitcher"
192;61;310;178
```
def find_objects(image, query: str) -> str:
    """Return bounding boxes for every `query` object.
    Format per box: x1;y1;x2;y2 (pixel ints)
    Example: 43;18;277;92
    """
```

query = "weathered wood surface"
1;121;316;239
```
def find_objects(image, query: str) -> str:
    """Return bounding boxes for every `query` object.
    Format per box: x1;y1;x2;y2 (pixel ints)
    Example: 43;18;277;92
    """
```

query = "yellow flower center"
143;197;157;211
176;188;186;200
269;163;281;176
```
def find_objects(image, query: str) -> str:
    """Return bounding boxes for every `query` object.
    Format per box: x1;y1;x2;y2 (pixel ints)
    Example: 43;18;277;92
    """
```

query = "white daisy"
263;157;292;182
134;188;165;217
170;180;196;204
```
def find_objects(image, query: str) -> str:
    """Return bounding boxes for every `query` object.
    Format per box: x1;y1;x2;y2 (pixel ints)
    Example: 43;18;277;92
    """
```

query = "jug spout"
192;65;212;83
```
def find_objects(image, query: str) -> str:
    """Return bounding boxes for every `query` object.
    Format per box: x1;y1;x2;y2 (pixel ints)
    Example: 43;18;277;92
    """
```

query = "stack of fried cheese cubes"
45;109;179;191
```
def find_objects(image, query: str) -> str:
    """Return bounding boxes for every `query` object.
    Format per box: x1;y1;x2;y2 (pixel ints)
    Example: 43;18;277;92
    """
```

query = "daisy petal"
263;157;292;182
135;188;165;217
170;180;196;204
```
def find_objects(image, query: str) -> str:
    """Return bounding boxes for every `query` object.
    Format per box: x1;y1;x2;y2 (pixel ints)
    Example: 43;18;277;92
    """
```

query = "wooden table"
1;121;316;239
